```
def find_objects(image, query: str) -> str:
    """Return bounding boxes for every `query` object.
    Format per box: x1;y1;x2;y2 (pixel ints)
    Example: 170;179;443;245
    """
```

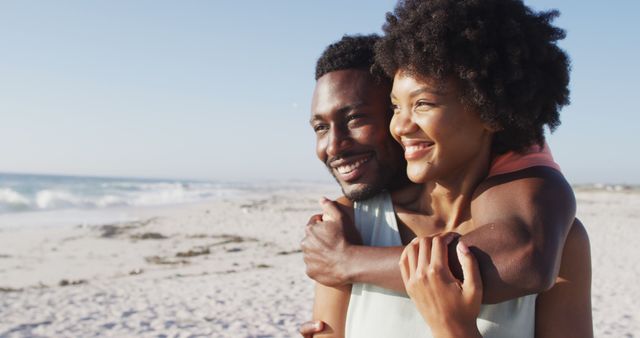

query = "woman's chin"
407;167;430;184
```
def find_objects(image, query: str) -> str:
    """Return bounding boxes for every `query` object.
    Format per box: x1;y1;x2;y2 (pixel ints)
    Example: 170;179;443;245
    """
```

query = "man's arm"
301;197;355;338
461;166;575;302
302;167;575;303
534;219;593;337
301;195;406;291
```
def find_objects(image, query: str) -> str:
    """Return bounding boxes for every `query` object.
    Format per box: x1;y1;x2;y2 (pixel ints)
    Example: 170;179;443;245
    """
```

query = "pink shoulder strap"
488;143;561;178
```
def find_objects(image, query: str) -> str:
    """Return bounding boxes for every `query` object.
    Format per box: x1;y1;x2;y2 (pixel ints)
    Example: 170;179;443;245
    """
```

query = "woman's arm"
535;219;593;337
309;283;351;338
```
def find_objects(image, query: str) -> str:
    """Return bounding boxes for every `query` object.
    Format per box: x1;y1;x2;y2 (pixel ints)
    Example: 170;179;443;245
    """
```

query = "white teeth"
336;158;370;175
406;144;432;153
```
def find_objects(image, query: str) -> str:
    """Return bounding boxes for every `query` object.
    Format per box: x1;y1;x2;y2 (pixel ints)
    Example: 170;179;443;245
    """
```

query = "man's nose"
326;127;352;158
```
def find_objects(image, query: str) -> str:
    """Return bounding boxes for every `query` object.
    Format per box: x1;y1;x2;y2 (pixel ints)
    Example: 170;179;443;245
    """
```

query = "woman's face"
389;70;494;184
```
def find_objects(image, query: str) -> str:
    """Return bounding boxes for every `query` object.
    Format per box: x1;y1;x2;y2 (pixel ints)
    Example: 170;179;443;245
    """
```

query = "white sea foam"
96;194;126;208
0;188;32;212
0;173;247;215
35;189;84;209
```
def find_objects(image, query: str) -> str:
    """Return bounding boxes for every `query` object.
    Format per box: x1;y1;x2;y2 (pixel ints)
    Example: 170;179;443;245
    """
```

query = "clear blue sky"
0;1;638;184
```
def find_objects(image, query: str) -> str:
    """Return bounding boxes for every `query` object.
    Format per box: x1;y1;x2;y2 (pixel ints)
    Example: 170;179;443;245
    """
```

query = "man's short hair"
315;34;388;83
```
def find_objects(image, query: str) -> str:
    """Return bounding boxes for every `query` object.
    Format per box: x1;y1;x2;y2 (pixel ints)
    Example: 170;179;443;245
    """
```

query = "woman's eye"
415;100;435;110
390;104;400;114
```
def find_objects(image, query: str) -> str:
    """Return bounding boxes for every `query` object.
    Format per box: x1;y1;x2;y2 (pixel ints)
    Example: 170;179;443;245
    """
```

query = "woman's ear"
484;121;503;133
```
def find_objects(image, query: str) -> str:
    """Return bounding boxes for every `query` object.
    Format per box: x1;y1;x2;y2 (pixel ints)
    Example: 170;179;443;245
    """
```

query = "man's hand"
301;198;355;287
299;320;325;338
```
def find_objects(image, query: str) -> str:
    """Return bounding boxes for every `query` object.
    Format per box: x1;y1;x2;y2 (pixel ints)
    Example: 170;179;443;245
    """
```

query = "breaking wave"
0;173;243;214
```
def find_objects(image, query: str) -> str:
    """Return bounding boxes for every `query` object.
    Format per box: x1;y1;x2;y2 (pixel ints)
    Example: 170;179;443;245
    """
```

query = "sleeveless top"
344;145;561;337
345;193;537;338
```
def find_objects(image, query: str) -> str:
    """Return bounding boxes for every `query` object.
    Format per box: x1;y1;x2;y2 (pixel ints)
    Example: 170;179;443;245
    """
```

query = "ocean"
0;173;250;214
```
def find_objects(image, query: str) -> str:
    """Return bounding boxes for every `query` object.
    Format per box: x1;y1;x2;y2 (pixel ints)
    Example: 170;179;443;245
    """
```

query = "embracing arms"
302;167;576;303
460;166;576;301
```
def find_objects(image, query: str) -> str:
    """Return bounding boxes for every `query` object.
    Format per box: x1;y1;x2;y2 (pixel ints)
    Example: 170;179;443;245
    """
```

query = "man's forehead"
315;70;371;96
311;70;374;116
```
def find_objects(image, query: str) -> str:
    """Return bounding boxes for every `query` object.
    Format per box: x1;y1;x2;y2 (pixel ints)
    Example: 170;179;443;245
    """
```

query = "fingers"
406;238;418;279
402;237;431;281
301;222;318;248
319;197;342;222
302;214;323;248
307;214;323;227
401;234;459;286
415;236;432;275
301;225;323;261
299;320;324;337
399;245;410;285
457;241;483;302
430;233;456;279
416;237;427;274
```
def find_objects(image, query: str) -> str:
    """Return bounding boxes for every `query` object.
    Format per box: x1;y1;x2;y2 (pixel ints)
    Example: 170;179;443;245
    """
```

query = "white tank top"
345;192;537;338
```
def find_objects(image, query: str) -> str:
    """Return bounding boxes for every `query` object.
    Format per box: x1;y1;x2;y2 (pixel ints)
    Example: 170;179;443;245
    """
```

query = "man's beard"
340;182;381;201
327;165;386;201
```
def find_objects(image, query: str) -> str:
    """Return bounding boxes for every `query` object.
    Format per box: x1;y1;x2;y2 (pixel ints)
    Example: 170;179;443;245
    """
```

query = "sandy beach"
0;183;638;337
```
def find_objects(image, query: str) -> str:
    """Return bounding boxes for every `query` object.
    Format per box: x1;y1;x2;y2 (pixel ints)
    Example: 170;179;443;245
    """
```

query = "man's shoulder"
474;166;571;202
471;166;575;224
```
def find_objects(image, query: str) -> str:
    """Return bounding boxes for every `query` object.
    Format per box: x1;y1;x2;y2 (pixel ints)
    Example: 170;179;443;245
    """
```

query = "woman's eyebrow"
391;87;445;100
408;86;445;98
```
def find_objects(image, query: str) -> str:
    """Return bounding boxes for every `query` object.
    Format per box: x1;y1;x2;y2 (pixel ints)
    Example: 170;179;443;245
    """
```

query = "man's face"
310;69;405;201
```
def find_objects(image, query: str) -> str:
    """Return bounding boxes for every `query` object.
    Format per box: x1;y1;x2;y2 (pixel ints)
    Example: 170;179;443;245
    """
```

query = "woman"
311;0;591;337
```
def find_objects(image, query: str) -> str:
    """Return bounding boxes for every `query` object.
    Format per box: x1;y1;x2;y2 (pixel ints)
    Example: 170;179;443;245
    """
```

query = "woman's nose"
391;108;417;137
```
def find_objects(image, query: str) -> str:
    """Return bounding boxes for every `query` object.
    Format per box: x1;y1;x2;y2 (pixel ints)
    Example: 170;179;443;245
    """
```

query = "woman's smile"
400;138;435;160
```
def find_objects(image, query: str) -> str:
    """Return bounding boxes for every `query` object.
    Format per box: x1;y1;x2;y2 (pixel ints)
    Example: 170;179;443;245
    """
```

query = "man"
301;34;589;336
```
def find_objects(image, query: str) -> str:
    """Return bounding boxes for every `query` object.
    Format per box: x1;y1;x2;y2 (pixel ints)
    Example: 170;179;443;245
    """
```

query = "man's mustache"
325;151;370;167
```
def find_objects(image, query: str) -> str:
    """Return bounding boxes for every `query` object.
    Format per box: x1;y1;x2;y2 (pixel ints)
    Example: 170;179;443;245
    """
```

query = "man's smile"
329;152;374;182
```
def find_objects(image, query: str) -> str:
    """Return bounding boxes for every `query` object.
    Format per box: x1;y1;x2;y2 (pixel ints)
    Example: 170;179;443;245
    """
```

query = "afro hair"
376;0;571;154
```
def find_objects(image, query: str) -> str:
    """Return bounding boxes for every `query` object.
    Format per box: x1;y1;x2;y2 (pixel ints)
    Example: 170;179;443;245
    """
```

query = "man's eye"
313;124;328;133
347;114;364;122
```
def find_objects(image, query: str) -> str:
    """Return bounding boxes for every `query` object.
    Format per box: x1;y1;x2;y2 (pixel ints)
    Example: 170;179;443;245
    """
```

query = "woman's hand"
399;234;483;338
299;320;324;338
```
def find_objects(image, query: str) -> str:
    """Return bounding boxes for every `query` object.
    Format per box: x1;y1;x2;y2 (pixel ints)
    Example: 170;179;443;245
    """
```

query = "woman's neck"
417;142;493;230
